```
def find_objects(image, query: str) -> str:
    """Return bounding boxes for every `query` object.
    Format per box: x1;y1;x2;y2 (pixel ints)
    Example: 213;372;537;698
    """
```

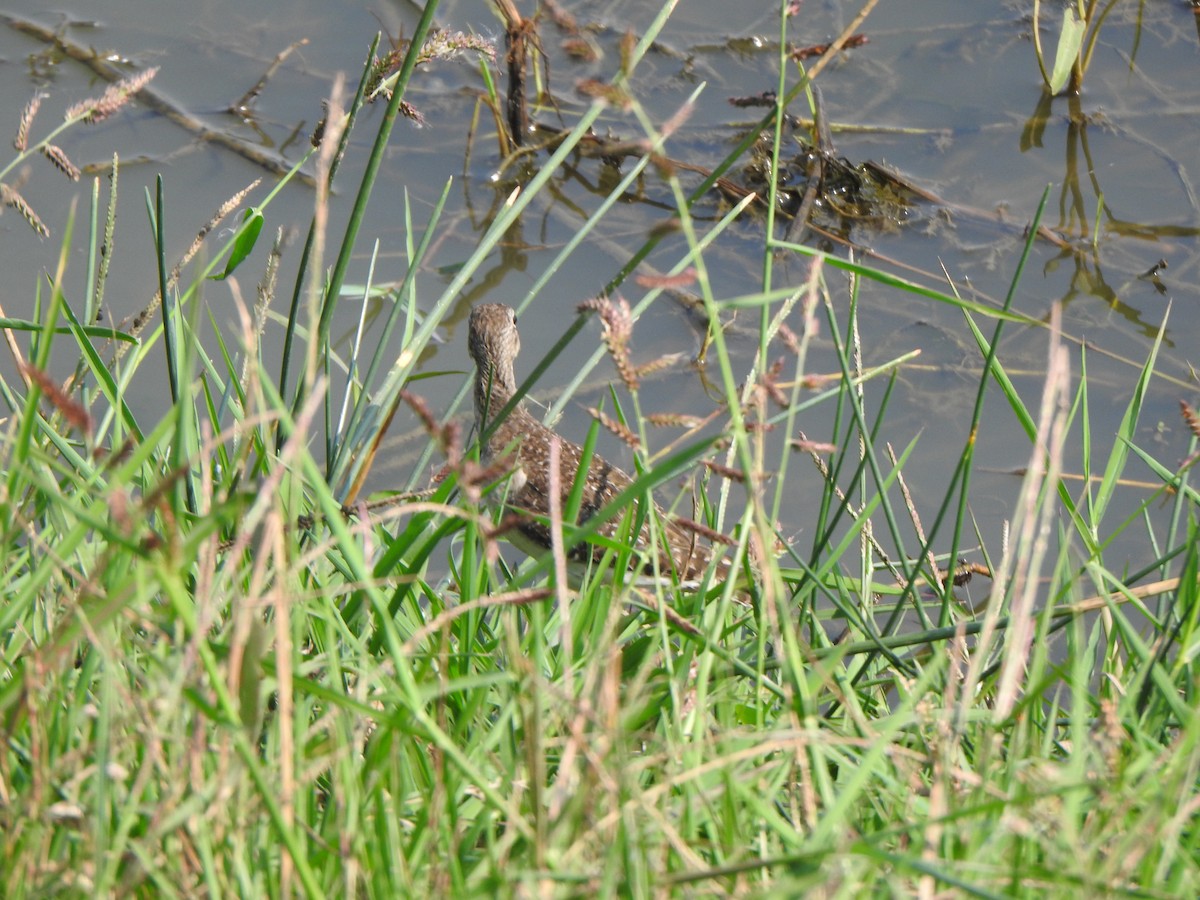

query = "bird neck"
474;357;520;436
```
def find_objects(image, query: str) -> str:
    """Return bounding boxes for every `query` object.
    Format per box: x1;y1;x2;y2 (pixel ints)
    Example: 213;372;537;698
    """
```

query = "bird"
467;303;723;585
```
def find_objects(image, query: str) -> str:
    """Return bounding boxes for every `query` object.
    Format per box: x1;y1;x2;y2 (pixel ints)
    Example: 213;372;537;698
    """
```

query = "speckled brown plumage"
468;303;718;583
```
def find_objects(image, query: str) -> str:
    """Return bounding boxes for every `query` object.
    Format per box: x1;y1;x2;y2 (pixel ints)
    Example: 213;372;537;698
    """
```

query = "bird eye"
512;314;518;326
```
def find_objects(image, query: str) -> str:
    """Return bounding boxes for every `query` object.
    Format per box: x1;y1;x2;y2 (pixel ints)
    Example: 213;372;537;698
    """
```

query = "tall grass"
1;1;1197;896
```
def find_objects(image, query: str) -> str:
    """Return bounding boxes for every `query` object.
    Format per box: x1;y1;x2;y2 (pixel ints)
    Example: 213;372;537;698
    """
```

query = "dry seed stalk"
777;322;800;355
644;413;704;429
120;180;261;350
578;296;638;391
1180;401;1200;471
254;227;284;331
633;356;681;380
367;30;495;105
94;155;119;321
587;406;639;450
759;358;789;408
42;145;80;181
0;183;48;237
702;459;746;483
20;361;93;440
66;67;159;124
1181;400;1200;439
401;390;461;466
14;93;43;152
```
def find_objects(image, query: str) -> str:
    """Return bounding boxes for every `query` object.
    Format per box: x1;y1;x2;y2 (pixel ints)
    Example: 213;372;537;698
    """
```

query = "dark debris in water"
740;135;921;240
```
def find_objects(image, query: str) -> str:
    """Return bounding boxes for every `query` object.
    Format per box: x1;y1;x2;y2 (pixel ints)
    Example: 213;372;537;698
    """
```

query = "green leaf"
0;316;136;342
1049;8;1085;94
238;616;269;736
213;207;264;280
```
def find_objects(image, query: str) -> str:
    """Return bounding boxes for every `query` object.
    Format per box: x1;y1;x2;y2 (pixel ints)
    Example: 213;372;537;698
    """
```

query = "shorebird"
468;303;722;585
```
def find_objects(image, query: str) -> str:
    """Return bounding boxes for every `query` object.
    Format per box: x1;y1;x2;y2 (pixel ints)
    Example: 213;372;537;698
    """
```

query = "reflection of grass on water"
2;2;1198;896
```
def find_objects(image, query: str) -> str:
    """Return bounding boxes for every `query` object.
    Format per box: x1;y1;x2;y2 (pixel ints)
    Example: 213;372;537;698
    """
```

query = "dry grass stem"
992;305;1070;719
400;589;554;654
671;515;736;548
634;268;698;292
0;299;30;389
887;441;941;589
657;102;695;141
791;438;836;454
547;436;572;645
800;432;904;582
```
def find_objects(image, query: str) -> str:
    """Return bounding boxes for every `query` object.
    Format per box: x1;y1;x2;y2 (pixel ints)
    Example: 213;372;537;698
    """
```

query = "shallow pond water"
1;0;1197;582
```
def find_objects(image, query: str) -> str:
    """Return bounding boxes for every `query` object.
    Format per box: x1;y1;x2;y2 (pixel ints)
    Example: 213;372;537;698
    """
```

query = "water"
1;0;1196;577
